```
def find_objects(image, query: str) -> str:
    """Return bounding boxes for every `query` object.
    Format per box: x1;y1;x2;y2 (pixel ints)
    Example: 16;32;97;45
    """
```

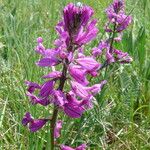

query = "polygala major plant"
22;0;132;149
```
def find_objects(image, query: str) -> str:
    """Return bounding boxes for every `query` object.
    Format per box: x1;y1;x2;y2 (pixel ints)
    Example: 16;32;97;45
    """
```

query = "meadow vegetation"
0;0;149;149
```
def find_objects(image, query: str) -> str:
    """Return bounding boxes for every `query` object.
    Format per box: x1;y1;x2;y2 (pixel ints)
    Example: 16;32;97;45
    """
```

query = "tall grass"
0;0;149;149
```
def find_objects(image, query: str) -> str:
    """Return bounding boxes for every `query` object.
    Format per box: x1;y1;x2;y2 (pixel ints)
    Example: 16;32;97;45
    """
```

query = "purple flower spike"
61;144;87;150
105;0;132;32
40;80;55;97
25;81;41;93
29;119;48;132
54;120;63;139
22;112;33;126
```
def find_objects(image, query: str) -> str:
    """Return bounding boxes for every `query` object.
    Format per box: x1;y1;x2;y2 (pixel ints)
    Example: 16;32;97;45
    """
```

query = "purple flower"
64;94;85;118
61;144;87;150
40;80;55;97
75;19;98;45
22;112;33;126
92;41;108;57
54;120;63;139
86;80;107;95
116;14;132;32
114;33;123;42
36;48;62;67
63;3;94;35
22;112;49;132
25;81;41;93
26;92;51;106
36;57;59;67
69;65;89;86
106;0;124;21
37;37;43;43
35;37;45;55
106;49;115;64
71;81;90;99
76;57;101;73
42;71;62;79
114;49;133;63
52;90;66;106
29;119;48;132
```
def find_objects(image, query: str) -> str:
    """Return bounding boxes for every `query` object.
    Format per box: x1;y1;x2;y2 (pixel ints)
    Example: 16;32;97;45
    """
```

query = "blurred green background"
0;0;149;149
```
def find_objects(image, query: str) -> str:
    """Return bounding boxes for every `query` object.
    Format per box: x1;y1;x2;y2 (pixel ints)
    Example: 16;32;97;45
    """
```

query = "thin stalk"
50;61;68;150
109;23;116;53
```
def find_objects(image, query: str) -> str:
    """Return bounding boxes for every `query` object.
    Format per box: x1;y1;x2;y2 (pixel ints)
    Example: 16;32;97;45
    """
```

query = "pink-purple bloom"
25;81;41;93
61;144;87;150
39;80;54;97
69;65;89;86
54;120;63;139
105;0;132;32
22;112;48;132
64;94;86;118
42;71;62;79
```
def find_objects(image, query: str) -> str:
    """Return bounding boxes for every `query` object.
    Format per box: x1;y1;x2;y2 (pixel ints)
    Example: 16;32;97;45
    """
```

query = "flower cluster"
92;0;132;65
22;2;106;149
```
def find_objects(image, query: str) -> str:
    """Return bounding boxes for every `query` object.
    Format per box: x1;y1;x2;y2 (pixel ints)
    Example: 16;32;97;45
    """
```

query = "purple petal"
54;120;63;139
61;144;87;150
35;43;45;55
37;37;43;43
76;57;100;72
106;49;115;64
87;80;107;95
40;80;54;97
61;145;74;150
114;49;133;63
76;144;87;150
42;71;62;79
52;90;66;106
69;65;89;86
64;94;85;118
25;81;41;93
22;112;33;126
27;92;51;106
71;81;90;99
29;119;48;132
36;57;59;67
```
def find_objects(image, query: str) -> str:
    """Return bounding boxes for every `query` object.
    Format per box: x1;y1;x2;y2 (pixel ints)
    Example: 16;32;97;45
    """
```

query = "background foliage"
0;0;149;149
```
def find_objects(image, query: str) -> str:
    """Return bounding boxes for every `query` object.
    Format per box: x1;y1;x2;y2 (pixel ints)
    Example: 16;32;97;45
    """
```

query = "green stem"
109;23;116;53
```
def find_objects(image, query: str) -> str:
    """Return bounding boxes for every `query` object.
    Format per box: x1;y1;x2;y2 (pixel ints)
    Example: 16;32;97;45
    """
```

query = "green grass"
0;0;149;149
